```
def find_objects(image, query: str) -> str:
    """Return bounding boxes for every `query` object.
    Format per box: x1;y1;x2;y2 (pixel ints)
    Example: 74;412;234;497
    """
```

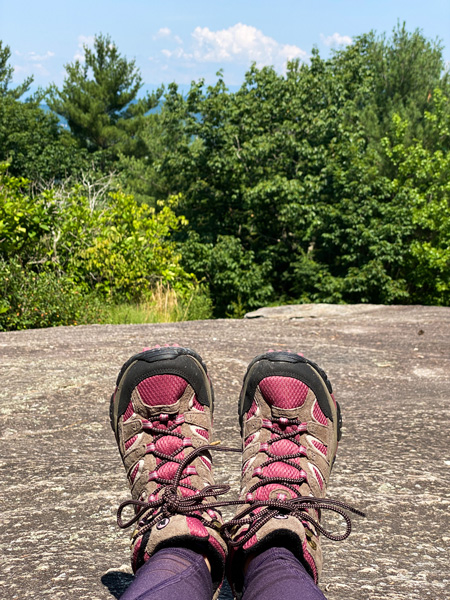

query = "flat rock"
1;305;449;600
246;303;401;319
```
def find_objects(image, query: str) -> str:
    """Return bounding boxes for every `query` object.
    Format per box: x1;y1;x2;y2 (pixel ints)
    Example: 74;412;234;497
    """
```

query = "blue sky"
1;0;449;90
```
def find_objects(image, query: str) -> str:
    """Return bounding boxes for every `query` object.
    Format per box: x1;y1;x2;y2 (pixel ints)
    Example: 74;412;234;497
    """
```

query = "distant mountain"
26;81;241;99
27;81;242;129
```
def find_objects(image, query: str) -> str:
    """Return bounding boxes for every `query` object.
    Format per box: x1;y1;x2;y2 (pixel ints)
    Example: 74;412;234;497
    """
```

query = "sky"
1;0;449;92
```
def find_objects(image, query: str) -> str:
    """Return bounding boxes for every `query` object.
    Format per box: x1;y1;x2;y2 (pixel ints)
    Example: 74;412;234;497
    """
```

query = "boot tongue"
254;474;311;501
270;438;298;456
256;419;311;501
254;483;297;501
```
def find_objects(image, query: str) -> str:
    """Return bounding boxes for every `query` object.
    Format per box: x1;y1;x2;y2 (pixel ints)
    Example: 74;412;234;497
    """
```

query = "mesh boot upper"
110;347;227;596
225;352;343;595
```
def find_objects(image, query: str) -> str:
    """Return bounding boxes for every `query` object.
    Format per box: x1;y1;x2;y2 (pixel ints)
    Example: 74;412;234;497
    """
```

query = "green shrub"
0;258;104;331
181;233;273;317
177;284;213;321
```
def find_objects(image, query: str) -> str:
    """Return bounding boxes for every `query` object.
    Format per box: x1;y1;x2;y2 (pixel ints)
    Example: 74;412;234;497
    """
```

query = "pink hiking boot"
110;346;227;597
224;351;363;596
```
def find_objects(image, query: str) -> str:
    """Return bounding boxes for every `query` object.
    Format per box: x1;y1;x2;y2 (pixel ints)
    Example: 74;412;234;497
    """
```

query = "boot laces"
117;416;365;546
117;408;242;542
220;415;365;547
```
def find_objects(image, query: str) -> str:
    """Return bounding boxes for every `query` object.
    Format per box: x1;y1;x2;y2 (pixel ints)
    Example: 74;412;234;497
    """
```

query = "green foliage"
0;164;51;259
352;24;447;144
181;233;273;317
71;192;191;300
1;25;450;328
182;285;213;321
0;258;104;331
102;283;212;325
0;166;191;298
142;24;450;311
382;91;450;304
0;94;90;181
0;41;33;98
49;34;162;167
0;43;85;181
0;166;198;329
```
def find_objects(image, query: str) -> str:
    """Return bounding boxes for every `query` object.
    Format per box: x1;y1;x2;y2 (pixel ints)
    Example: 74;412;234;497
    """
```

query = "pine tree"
49;34;161;162
0;41;32;98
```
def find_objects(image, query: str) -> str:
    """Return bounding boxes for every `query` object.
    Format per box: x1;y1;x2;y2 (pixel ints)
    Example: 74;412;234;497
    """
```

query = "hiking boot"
110;346;227;597
225;351;347;596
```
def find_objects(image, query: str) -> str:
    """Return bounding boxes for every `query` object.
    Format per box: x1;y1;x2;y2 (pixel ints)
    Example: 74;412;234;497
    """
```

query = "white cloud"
161;47;186;59
14;62;50;77
14;50;54;61
11;50;54;80
160;23;307;71
74;35;95;62
29;51;55;61
154;27;172;39
321;33;353;47
153;28;183;45
194;24;306;66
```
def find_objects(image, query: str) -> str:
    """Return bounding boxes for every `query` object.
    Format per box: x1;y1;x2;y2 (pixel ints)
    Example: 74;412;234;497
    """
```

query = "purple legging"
119;546;327;600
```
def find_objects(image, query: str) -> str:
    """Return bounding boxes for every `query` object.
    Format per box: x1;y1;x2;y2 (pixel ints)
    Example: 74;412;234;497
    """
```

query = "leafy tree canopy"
0;42;90;180
137;24;450;310
1;24;449;323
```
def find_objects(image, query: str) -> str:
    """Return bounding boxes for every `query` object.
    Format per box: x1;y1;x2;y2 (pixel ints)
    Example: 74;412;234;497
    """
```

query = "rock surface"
1;305;449;600
245;302;394;319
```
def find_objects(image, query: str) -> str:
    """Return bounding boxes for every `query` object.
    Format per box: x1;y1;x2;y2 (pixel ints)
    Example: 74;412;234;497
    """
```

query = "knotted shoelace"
117;443;242;541
117;435;365;547
221;413;366;546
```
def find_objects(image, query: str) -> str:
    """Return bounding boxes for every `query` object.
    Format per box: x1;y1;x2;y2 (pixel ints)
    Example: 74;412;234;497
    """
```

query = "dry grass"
103;282;212;324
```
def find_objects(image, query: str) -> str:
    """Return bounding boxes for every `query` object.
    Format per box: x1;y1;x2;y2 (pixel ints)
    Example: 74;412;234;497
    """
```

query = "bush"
177;283;213;321
0;258;104;331
0;167;196;302
181;233;273;317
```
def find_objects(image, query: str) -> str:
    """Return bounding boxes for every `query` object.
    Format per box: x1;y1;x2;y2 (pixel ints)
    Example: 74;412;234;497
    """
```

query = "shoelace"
139;414;202;498
117;440;365;546
221;414;365;546
220;494;365;547
117;443;241;542
251;415;312;492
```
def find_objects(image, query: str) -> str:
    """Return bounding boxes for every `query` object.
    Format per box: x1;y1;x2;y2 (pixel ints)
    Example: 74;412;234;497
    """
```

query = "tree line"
1;24;449;330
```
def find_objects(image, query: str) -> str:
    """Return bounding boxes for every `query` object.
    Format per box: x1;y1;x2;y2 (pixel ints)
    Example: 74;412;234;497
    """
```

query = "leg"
242;547;327;600
120;548;212;600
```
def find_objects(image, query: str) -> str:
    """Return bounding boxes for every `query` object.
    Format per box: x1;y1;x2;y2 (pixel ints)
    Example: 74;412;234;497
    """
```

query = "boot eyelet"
157;518;170;529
